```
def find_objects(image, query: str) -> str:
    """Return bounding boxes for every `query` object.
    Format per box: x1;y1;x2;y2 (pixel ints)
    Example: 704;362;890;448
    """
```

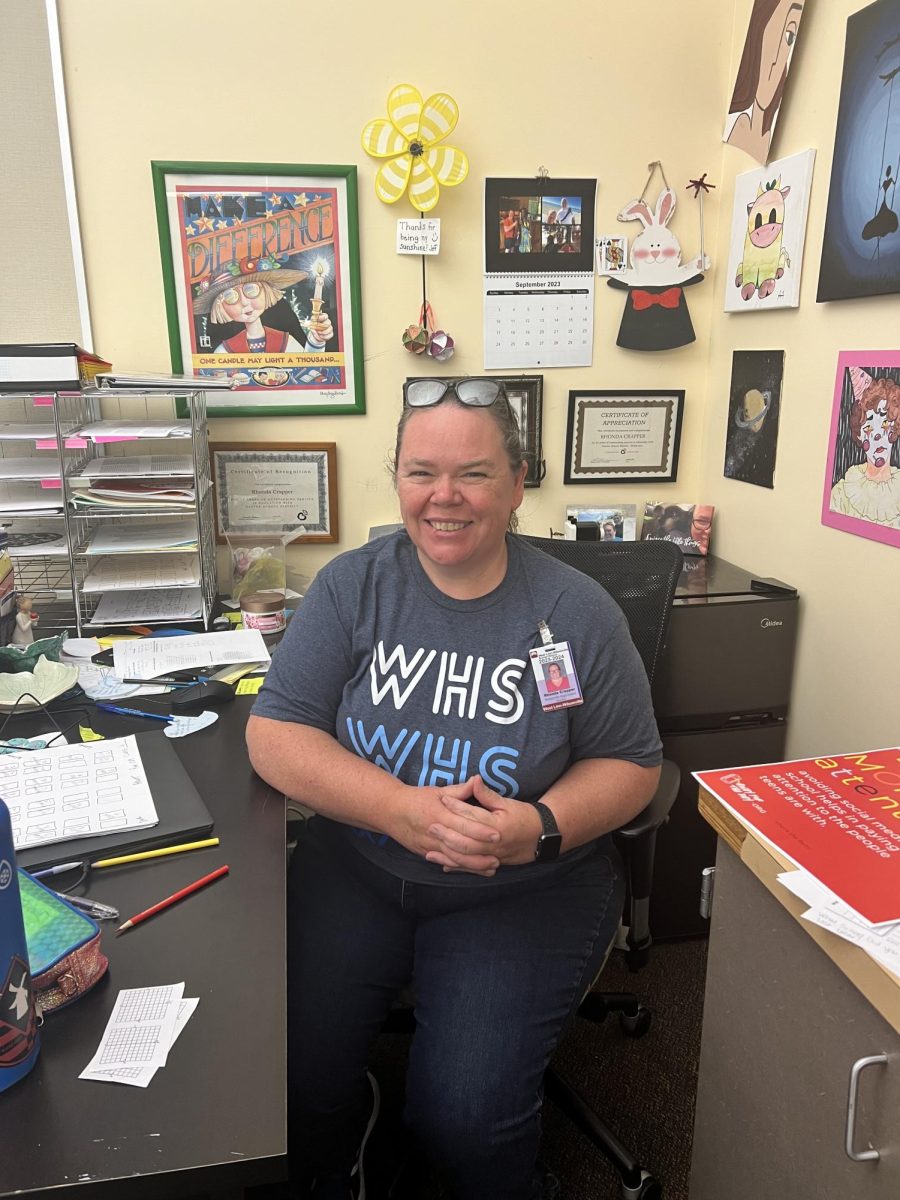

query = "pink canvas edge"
820;350;900;549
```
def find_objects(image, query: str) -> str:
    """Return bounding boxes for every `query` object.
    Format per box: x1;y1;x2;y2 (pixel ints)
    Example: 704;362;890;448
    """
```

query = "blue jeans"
287;817;624;1200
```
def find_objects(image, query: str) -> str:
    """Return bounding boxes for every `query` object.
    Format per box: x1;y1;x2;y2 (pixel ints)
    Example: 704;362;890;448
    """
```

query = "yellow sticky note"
236;677;264;696
79;725;105;741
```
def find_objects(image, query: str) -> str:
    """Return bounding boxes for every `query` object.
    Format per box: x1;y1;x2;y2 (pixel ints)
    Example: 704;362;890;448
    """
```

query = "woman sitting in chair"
246;377;661;1200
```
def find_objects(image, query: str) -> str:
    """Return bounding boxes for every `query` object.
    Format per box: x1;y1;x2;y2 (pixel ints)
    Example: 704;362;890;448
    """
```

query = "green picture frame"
151;160;365;417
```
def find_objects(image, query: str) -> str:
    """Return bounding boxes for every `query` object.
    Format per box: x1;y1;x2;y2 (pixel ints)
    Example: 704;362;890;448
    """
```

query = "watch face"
535;832;563;863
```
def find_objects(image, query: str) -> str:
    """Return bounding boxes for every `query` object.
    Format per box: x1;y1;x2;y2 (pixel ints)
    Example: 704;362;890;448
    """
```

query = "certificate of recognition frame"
152;161;365;417
209;442;338;542
564;390;684;484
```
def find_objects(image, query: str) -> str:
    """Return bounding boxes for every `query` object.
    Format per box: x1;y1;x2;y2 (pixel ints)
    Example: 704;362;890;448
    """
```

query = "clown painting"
822;352;900;546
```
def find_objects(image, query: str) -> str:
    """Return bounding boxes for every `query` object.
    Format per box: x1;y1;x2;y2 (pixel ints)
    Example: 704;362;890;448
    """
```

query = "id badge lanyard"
529;620;584;712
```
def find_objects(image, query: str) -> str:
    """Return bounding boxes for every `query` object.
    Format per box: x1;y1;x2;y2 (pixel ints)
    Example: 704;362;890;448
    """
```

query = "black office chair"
520;534;684;1200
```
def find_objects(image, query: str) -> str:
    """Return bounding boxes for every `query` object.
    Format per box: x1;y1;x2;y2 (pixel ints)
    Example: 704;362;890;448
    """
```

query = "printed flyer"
695;748;900;925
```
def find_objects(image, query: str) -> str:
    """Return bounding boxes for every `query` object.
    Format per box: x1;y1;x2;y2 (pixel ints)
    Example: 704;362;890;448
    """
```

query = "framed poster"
209;442;338;543
817;0;900;302
821;352;900;547
564;390;683;484
152;162;365;416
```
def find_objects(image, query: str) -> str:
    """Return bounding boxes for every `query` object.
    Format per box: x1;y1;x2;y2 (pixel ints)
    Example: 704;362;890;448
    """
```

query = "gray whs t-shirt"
252;532;662;884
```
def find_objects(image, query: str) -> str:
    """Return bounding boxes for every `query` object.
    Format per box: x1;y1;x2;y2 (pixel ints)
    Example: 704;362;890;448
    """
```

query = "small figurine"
11;595;38;646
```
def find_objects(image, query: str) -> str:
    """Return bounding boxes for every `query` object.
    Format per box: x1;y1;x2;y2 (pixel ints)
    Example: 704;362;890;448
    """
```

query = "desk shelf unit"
0;387;216;635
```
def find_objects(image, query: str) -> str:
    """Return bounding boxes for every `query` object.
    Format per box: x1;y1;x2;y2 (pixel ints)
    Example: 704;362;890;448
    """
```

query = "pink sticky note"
94;435;137;443
31;395;54;406
63;437;88;448
39;479;62;489
35;439;57;450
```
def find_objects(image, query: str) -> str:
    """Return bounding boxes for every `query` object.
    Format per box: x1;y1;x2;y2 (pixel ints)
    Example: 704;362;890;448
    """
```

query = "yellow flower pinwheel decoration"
361;84;469;213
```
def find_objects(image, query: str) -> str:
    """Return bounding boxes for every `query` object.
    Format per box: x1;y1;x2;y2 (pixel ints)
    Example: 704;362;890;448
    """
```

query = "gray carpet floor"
368;936;709;1200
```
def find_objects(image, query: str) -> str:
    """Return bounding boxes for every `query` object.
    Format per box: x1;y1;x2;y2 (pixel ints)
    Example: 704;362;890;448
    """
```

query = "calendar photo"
485;177;596;274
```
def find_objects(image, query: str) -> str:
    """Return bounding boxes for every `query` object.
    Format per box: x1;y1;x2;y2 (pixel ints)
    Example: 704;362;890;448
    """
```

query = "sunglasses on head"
403;378;507;408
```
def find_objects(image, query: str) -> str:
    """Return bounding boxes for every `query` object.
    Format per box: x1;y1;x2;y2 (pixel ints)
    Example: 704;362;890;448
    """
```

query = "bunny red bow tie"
632;287;682;310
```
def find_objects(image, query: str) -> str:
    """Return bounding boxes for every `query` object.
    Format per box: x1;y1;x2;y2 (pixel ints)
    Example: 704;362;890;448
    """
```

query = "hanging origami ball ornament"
427;330;455;361
361;84;469;213
402;324;430;354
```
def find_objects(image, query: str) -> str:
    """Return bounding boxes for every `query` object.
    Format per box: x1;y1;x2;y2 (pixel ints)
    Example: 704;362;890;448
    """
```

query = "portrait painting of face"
817;0;900;302
724;0;806;166
724;349;784;488
822;351;900;546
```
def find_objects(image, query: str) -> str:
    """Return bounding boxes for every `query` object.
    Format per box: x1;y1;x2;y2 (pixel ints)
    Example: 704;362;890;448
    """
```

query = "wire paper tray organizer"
0;387;217;636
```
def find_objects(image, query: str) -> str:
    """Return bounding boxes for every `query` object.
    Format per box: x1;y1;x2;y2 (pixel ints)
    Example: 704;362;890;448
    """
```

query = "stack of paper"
69;480;196;509
0;423;58;441
93;371;235;390
85;519;198;555
0;458;63;482
112;629;271;679
76;420;192;440
89;587;203;625
5;529;69;557
82;554;202;592
77;455;194;479
80;984;198;1088
0;483;64;513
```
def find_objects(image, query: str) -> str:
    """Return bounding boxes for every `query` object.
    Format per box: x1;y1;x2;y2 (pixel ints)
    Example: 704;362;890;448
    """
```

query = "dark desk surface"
0;696;287;1199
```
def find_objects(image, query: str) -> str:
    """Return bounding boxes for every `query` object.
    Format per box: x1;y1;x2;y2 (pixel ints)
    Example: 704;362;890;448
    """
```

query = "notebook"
14;731;213;872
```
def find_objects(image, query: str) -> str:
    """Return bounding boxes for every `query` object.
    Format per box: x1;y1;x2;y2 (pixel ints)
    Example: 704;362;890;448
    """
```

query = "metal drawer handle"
845;1054;887;1162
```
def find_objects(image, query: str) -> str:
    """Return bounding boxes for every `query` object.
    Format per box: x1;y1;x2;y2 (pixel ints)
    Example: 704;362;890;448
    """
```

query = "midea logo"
760;618;783;629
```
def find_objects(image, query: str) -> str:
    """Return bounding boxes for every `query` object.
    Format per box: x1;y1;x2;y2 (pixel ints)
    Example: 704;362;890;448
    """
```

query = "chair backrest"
519;536;684;689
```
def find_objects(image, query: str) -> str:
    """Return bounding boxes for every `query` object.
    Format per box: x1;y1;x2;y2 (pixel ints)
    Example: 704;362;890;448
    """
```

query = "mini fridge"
650;554;799;939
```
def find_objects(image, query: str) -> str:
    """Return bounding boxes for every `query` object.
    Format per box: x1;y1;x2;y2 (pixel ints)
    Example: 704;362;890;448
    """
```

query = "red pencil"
116;865;230;933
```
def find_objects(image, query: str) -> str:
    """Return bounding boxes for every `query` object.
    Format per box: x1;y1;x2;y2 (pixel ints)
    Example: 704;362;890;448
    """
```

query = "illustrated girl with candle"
193;255;334;356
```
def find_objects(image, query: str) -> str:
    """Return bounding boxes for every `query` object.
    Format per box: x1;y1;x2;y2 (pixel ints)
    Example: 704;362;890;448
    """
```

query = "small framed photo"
405;375;544;487
564;390;684;484
209;442;338;543
151;161;365;417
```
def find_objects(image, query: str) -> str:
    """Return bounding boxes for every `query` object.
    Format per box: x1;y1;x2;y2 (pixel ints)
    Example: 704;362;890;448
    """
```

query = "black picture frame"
405;375;544;488
564;390;684;484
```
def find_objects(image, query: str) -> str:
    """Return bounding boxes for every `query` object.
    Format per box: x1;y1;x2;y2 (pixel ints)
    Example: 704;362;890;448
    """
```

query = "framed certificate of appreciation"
564;390;684;484
209;442;338;542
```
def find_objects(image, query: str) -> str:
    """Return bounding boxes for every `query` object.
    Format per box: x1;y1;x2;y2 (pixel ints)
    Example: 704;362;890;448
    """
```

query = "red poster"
695;748;900;924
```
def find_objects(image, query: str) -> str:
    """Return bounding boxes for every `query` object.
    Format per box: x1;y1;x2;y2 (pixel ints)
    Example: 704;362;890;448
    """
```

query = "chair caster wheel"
619;1006;652;1037
622;1172;662;1199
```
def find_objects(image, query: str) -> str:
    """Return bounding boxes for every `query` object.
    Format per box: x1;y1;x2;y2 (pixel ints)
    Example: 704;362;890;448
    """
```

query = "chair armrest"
614;759;679;840
611;759;681;968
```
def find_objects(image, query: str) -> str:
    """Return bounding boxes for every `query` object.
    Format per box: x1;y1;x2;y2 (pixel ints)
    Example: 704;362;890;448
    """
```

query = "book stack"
0;343;112;392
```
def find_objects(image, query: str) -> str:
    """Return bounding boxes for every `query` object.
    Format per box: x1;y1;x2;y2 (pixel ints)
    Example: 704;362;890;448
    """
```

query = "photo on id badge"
530;642;583;710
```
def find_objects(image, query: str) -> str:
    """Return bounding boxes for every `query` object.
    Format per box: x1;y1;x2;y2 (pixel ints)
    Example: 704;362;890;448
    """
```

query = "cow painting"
735;178;791;300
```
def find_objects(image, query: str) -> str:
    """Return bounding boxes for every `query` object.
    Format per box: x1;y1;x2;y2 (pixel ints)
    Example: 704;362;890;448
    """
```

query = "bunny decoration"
603;186;711;351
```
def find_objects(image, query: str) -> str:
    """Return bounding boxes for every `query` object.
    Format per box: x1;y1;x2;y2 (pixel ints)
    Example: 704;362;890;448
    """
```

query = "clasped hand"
399;775;543;877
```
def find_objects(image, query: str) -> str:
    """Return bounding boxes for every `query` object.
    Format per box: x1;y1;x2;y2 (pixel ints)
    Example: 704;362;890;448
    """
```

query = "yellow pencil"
92;837;220;868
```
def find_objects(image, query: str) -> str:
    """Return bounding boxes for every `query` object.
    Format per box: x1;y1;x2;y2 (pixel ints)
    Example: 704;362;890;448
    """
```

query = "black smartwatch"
533;802;563;863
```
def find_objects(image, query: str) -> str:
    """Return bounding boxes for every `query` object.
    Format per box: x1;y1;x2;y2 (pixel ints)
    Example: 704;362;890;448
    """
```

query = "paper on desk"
112;629;271;680
74;662;169;701
80;985;198;1088
3;734;158;851
778;869;900;981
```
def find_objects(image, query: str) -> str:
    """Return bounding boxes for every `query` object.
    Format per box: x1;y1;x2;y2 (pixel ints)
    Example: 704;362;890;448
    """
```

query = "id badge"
529;640;584;712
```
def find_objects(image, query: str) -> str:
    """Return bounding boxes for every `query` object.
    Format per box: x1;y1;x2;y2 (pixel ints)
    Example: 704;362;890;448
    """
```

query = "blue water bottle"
0;797;40;1091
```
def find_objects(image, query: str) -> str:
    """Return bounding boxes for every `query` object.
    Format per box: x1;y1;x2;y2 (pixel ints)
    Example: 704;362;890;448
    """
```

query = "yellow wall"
49;0;899;756
705;0;900;756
